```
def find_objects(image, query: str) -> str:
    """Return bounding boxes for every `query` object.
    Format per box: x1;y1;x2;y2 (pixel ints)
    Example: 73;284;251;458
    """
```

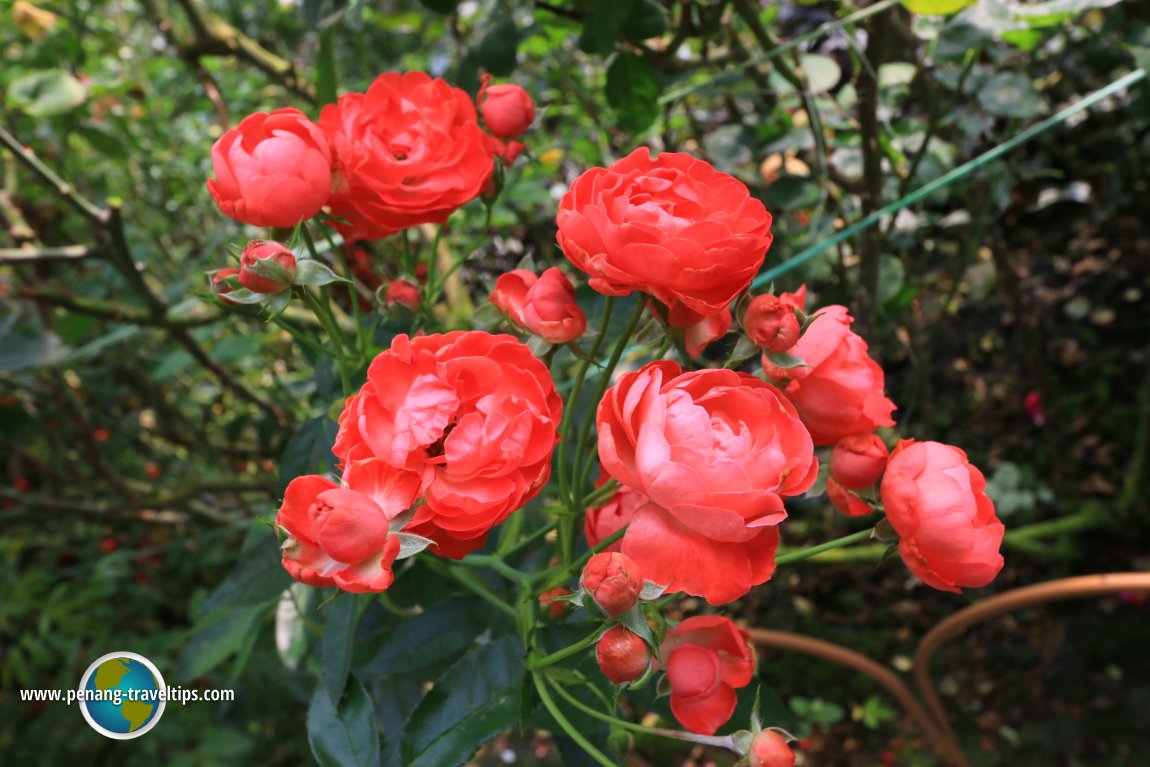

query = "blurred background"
1;0;1148;764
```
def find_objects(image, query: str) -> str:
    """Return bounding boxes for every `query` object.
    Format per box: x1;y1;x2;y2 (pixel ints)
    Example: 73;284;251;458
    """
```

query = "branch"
17;286;222;328
0;124;108;224
0;245;95;262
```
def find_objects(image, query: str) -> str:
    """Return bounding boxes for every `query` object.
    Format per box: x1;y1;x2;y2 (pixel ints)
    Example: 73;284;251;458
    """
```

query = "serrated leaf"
398;635;524;767
295;259;348;286
606;52;660;133
764;350;808;369
323;595;362;701
394;532;436;559
308;677;381;767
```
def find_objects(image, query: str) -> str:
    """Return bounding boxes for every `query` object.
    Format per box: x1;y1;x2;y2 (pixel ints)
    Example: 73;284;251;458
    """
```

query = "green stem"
301;289;351;395
528;628;602;670
533;525;629;585
580;479;620;511
325;228;367;358
500;519;558;560
458;554;532;584
531;673;617;767
573;298;648;505
774;528;875;565
271;315;333;358
440;564;516;618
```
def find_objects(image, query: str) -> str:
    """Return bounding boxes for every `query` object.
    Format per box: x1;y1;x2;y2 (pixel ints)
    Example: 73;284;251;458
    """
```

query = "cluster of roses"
204;71;1005;750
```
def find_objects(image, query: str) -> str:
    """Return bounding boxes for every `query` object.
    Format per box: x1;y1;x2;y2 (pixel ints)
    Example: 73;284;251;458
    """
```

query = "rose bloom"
384;279;421;310
490;267;587;344
659;616;755;735
333;331;561;558
584;474;646;553
598;361;817;604
207;108;332;228
556;147;773;318
660;302;731;358
277;466;420;592
762;290;896;446
320;72;493;241
881;440;1005;592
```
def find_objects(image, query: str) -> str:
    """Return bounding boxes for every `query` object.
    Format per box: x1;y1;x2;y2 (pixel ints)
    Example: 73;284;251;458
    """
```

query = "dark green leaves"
200;532;293;614
308;677;381;767
606;53;660;133
278;416;339;494
474;15;521;77
358;598;490;676
396;636;525;767
323;595;362;701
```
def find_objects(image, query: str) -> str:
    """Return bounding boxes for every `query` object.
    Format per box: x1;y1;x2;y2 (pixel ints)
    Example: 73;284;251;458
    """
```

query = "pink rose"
333;331;561;558
489;267;587;344
829;432;889;490
238;240;296;294
478;78;535;140
881;440;1005;592
597;361;817;604
584;474;645;552
207;108;332;228
659;616;755;735
742;292;800;353
748;730;795;767
581;552;643;617
384;279;421;310
763;294;896;446
597;626;651;685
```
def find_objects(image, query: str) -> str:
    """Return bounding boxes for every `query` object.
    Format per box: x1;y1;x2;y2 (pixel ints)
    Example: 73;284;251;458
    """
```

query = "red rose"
598;361;817;604
763;296;896;446
333;331;561;558
489;267;587;344
384;279;421;310
881;440;1005;592
557;147;773;318
659;616;754;735
319;72;494;241
597;626;651;685
830;433;889;490
207;108;332;228
581;552;643;617
748;730;795;767
743;293;800;353
826;475;876;517
238;240;296;294
277;468;420;592
661;301;731;358
479;78;535;140
209;267;241;303
584;475;645;552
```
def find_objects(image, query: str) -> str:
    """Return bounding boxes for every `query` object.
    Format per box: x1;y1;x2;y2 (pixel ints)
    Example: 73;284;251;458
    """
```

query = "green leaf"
200;533;294;614
294;259;348;286
398;636;525;767
417;0;460;14
606;52;660;133
357;598;490;676
764;350;808;369
308;677;381;767
900;0;975;14
799;54;842;94
177;606;266;680
474;16;521;78
621;0;668;42
978;72;1046;118
579;0;636;55
278;416;340;494
211;335;262;364
8;69;87;117
324;595;362;702
317;27;338;107
149;349;195;381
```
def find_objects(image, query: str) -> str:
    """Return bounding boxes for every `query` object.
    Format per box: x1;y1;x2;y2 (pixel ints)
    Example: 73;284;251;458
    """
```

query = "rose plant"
198;69;1007;767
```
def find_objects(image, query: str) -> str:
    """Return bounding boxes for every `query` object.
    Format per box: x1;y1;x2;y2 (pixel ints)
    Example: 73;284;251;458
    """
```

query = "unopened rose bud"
539;586;573;619
210;267;241;303
830;433;889;490
743;293;800;353
479;79;535;140
239;240;296;294
596;626;650;685
748;729;795;767
384;279;421;310
581;551;643;617
826;476;875;517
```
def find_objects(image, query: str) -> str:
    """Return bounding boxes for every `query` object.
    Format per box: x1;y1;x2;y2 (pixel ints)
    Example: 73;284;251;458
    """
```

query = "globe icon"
78;652;166;739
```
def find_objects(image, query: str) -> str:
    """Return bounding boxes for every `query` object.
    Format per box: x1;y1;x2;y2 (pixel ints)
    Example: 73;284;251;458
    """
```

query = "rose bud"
660;616;754;735
490;267;587;344
238;240;296;294
539;586;573;619
881;440;1005;592
748;730;795;767
826;476;876;517
384;279;421;310
479;78;535;140
581;551;643;617
207;108;332;228
209;267;241;303
743;293;800;353
830;433;889;490
596;626;650;685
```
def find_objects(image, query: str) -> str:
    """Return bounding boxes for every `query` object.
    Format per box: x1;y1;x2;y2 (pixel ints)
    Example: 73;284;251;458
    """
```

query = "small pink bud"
479;79;535;140
743;293;800;353
384;279;421;310
830;433;889;490
748;729;795;767
581;551;643;617
596;626;650;685
539;586;573;619
238;240;296;294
